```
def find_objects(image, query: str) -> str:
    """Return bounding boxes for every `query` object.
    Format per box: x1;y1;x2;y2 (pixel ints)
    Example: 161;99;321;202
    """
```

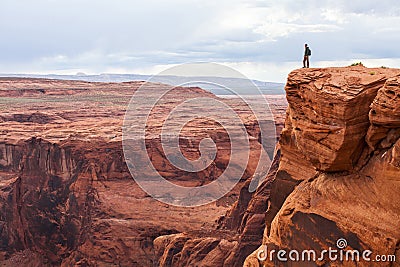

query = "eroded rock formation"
0;78;286;266
244;66;400;266
153;66;400;267
7;66;395;267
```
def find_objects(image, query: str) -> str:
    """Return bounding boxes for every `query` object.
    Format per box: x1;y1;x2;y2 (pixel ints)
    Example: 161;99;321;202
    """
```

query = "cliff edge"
244;66;400;266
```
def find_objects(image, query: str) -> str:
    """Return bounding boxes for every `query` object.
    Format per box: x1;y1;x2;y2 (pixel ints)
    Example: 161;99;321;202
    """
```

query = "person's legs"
303;56;307;68
306;56;309;68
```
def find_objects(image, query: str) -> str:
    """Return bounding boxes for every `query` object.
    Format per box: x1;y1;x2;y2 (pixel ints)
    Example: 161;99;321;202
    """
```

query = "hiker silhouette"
303;44;311;68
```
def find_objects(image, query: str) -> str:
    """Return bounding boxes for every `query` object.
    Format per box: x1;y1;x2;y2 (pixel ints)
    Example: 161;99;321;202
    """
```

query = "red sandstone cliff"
4;66;396;267
0;78;286;266
153;66;400;267
243;66;400;266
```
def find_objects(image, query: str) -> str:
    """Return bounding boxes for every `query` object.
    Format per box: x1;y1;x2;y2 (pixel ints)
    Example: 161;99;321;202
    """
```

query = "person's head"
305;44;308;47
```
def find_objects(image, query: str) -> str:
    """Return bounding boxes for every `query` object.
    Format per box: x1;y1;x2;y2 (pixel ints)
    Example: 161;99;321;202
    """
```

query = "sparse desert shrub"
350;62;364;67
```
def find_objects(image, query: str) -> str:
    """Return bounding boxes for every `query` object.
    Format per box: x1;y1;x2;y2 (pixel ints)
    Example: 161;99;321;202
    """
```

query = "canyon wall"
153;66;400;267
0;78;286;266
243;66;400;266
3;66;395;267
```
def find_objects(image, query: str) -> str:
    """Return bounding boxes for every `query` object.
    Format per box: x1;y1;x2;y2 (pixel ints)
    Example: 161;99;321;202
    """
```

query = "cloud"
254;23;341;40
1;0;400;81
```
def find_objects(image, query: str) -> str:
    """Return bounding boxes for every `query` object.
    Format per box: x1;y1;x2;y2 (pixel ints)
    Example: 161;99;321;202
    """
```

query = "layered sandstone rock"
151;98;287;267
153;66;400;267
244;66;400;267
0;78;286;266
8;66;396;267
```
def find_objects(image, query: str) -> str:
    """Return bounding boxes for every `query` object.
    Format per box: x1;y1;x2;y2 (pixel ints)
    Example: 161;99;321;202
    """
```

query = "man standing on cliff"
303;44;311;68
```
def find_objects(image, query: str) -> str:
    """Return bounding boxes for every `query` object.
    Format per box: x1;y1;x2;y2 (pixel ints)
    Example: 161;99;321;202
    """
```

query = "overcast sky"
1;0;400;82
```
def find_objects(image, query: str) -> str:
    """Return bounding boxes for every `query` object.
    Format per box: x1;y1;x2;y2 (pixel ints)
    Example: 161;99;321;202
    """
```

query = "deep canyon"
1;66;399;267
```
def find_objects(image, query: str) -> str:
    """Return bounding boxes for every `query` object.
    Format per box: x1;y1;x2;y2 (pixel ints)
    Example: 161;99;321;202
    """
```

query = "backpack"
308;48;312;56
